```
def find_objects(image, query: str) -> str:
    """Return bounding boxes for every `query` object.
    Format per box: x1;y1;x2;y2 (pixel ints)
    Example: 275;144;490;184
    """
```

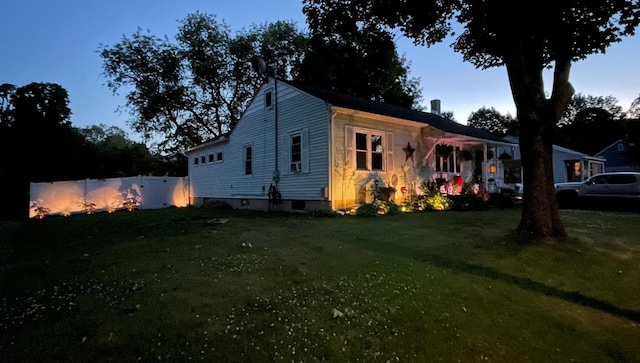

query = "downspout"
329;107;337;209
273;75;279;185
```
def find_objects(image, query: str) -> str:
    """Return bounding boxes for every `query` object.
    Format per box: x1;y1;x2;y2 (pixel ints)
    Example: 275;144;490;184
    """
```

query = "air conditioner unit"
290;162;302;173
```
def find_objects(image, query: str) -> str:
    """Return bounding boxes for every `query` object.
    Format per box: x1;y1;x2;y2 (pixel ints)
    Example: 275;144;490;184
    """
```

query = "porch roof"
291;82;517;147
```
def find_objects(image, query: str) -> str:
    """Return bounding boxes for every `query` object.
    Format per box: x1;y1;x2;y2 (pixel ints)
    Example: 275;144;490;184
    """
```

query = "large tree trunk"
504;48;572;239
516;108;566;237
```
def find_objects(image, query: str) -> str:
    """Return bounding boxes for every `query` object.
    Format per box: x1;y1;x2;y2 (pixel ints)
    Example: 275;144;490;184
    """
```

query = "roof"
288;82;513;145
189;80;516;151
595;139;624;157
187;133;230;153
503;135;606;161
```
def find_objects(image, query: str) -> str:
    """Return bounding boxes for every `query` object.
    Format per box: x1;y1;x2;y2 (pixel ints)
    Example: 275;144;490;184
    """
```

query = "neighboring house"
494;136;606;187
187;79;516;211
595;139;640;172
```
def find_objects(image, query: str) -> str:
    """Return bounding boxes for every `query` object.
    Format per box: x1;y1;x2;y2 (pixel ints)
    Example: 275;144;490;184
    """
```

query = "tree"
0;82;80;219
467;107;518;137
99;13;308;153
296;26;423;109
77;124;161;178
302;0;640;238
558;93;624;127
440;111;456;122
628;94;640;119
556;93;625;155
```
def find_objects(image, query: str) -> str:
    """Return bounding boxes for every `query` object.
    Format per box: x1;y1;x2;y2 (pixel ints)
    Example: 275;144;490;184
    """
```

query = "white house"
493;135;606;189
187;79;516;211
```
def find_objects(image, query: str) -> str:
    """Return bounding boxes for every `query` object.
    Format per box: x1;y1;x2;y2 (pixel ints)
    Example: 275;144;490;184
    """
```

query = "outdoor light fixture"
490;163;497;174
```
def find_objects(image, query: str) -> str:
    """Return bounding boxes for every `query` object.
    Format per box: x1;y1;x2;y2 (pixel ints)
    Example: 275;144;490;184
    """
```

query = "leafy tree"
628;94;640;119
302;0;640;238
467;107;518;137
440;111;456;122
296;26;423;109
558;93;624;127
77;124;162;178
0;82;82;219
99;13;308;153
555;93;627;155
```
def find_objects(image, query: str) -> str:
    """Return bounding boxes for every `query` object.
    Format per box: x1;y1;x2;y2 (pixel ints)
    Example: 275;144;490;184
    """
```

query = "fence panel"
29;176;190;218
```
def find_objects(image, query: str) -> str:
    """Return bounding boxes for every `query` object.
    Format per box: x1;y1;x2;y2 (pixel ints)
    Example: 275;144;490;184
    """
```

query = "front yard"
1;207;639;362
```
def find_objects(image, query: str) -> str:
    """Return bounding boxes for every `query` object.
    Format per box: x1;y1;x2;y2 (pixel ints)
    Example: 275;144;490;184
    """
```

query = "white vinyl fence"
29;176;190;218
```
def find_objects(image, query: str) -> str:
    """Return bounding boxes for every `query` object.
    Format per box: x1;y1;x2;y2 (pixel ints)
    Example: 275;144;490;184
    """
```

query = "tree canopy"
99;13;309;153
296;25;423;109
99;11;425;153
467;107;518;137
302;0;640;238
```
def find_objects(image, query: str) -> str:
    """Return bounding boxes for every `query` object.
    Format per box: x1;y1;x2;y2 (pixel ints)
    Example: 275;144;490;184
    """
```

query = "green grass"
1;207;639;362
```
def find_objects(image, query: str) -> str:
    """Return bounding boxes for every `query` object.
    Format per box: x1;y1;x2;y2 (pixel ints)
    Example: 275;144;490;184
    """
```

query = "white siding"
188;79;330;201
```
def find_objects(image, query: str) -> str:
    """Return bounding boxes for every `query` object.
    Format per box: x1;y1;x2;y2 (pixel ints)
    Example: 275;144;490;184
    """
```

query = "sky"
2;0;640;141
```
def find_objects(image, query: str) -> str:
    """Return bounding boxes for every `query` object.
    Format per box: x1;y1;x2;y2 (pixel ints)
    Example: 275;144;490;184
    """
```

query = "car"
554;172;640;210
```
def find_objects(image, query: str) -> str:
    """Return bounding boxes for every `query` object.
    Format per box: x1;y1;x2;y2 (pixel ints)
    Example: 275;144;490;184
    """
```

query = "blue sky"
2;0;639;140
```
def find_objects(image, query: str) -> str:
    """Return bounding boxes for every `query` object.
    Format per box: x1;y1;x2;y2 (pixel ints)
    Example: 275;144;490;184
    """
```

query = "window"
208;154;214;163
200;156;205;164
290;133;302;172
618;143;625;152
285;129;309;174
194;157;199;165
244;146;252;175
265;89;273;109
216;152;223;162
354;131;384;171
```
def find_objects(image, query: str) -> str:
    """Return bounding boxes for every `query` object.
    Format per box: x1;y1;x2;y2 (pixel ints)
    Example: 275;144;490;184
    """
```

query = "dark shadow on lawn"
344;239;640;324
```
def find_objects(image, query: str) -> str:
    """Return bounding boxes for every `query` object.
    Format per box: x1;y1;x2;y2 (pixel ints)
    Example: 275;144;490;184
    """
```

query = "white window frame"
290;132;302;173
244;144;253;176
264;88;274;110
353;128;385;171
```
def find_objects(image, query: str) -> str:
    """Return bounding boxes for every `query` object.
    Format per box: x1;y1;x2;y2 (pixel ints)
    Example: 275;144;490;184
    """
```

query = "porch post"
483;143;488;188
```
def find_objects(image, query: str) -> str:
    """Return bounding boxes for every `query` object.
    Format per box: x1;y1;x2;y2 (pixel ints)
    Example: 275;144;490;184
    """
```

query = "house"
595;139;640;172
494;136;606;188
187;79;516;211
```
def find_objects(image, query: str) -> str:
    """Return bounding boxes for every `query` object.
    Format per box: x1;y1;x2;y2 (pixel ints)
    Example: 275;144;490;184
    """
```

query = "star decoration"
403;142;416;162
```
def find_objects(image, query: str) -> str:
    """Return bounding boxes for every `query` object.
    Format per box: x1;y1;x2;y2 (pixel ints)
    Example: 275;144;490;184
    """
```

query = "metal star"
403;142;416;162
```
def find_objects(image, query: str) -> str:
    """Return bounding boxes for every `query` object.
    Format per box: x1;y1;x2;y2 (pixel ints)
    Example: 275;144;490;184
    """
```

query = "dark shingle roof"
290;82;509;144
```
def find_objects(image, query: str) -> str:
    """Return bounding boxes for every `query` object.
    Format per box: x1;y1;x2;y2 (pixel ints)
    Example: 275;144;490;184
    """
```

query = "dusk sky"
2;0;639;141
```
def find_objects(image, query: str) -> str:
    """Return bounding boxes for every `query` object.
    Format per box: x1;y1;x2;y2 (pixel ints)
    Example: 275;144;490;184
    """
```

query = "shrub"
355;203;379;217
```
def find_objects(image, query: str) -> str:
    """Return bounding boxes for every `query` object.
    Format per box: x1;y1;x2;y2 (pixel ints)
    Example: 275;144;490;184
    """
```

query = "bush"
355;203;379;217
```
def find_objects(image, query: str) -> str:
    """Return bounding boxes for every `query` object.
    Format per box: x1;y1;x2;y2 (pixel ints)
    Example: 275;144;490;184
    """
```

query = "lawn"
1;207;639;362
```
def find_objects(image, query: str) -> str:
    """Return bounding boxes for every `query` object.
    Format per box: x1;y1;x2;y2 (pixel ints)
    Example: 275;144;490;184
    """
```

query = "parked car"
554;172;640;210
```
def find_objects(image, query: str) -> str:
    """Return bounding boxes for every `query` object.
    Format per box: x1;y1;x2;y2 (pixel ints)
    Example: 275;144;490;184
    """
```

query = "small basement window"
291;200;306;211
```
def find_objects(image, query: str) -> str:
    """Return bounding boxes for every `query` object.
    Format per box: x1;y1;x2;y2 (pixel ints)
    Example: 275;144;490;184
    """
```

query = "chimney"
430;99;441;115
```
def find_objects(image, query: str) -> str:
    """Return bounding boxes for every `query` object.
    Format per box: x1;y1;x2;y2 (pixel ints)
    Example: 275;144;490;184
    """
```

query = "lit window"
354;130;384;171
